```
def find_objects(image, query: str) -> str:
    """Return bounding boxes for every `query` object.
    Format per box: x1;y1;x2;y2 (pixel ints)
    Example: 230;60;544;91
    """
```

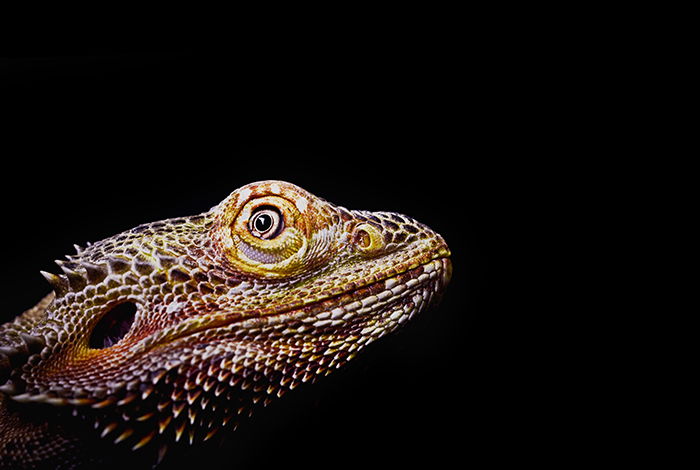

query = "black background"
0;46;553;468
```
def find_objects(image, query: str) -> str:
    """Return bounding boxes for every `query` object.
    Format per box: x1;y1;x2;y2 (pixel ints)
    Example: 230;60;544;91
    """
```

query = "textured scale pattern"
0;181;451;468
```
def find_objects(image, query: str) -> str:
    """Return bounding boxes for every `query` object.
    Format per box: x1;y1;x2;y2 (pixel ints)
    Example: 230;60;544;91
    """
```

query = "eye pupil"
249;207;283;239
255;214;272;232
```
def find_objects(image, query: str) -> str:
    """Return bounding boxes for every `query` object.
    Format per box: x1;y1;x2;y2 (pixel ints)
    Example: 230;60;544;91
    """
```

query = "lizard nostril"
89;302;137;349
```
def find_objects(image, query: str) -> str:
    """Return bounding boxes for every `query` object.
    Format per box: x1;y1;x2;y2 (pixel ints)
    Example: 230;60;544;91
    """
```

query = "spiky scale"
92;397;118;409
217;370;231;383
55;263;87;291
137;412;155;422
68;397;95;406
141;385;154;400
0;382;17;394
108;257;130;275
183;379;196;391
114;428;134;444
101;422;119;438
203;428;218;442
171;389;185;402
10;393;32;403
172;402;186;419
40;270;69;296
117;394;137;406
151;369;167;385
158;416;172;434
174;422;186;443
156;444;169;466
186;389;201;405
200;395;210;410
202;377;215;392
132;431;156;450
83;262;108;284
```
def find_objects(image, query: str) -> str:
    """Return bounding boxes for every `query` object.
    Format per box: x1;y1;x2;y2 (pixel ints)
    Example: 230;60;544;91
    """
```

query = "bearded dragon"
0;181;451;468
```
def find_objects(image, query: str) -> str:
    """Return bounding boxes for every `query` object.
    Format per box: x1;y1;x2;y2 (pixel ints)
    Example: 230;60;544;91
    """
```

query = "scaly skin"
0;181;451;468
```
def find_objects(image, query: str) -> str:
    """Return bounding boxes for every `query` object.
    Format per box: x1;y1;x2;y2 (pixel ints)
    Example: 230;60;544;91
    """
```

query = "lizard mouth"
136;248;451;354
10;252;450;401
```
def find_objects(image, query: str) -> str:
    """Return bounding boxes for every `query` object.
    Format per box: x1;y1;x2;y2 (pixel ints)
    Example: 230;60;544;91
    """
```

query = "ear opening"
89;302;137;349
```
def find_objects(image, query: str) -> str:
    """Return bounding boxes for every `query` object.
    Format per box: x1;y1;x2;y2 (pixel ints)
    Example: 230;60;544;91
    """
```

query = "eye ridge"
249;206;284;239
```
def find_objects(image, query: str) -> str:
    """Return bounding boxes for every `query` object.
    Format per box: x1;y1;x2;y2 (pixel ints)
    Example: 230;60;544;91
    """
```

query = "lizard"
0;180;451;469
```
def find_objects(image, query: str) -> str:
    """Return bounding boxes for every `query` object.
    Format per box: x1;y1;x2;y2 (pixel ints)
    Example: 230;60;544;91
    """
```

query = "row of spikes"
3;357;313;407
40;243;182;297
1;364;170;404
40;248;132;296
2;328;347;403
93;387;249;454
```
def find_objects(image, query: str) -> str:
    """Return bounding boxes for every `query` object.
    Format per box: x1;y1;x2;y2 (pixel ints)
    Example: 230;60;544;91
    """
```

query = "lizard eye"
226;194;307;276
249;206;284;239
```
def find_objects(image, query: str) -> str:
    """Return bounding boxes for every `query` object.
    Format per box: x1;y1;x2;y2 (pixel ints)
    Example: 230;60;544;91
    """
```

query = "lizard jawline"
138;254;450;354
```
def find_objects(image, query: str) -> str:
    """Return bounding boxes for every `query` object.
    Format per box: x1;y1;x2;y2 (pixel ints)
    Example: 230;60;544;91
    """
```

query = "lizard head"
2;181;451;454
